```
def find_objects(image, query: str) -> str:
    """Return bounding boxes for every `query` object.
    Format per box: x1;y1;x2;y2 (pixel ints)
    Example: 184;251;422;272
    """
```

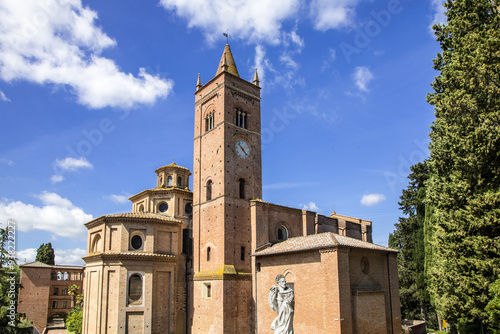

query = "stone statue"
268;274;294;334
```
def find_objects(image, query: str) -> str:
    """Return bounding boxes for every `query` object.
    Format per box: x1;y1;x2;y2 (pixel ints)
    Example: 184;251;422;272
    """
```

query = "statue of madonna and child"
268;274;294;334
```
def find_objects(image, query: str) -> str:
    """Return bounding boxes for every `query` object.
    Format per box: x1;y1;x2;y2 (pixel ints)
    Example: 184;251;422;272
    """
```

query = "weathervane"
223;31;229;44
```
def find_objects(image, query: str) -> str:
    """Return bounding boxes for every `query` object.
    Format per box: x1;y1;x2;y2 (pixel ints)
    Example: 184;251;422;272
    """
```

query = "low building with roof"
253;232;399;334
18;261;84;332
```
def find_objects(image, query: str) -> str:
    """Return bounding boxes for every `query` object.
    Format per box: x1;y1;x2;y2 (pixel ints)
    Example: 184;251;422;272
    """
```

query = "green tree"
426;0;500;331
35;243;55;265
390;162;436;326
66;306;82;334
486;276;500;331
68;284;80;308
0;229;32;333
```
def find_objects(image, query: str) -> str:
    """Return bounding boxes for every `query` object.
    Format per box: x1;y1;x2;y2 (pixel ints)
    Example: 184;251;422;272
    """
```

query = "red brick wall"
18;267;50;331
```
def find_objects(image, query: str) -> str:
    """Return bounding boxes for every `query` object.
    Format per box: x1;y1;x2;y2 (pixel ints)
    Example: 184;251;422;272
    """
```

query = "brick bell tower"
190;44;262;333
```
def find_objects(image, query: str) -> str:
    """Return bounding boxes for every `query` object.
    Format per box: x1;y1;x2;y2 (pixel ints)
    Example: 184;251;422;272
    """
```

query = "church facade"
82;44;401;334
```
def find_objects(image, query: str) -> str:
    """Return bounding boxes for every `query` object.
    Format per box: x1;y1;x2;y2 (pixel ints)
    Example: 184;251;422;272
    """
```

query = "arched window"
207;247;211;261
184;202;193;216
138;204;144;212
91;234;101;253
206;180;212;201
128;274;142;302
236;109;247;129
51;271;57;280
57;272;63;280
177;176;183;187
239;178;245;199
167;176;173;187
277;226;288;241
63;272;69;280
205;112;215;131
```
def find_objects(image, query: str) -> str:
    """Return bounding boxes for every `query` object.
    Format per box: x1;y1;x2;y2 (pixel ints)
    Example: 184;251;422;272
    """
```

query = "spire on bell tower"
196;73;202;90
215;44;240;77
253;68;260;87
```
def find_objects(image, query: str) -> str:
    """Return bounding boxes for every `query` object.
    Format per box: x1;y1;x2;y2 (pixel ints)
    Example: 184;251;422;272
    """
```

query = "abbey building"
82;44;401;334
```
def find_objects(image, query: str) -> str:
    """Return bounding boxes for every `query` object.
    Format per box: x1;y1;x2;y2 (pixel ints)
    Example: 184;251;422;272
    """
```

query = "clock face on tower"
235;141;250;159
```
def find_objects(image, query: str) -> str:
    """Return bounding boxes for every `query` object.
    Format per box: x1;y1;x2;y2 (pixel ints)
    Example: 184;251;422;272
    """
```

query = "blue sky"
0;0;445;265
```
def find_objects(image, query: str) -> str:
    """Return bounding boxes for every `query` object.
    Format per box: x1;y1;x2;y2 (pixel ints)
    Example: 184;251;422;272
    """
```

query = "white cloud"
50;175;65;184
106;194;130;204
253;45;271;86
17;247;86;265
300;201;321;212
0;0;172;109
0;192;92;239
0;158;14;166
54;248;86;266
352;66;374;92
17;248;37;264
430;0;447;32
55;157;93;172
321;48;337;72
159;0;301;44
360;193;386;206
0;90;10;102
310;0;359;31
280;53;299;70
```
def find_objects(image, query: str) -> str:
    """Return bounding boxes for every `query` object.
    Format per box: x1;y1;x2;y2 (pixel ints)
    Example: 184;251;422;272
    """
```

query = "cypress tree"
391;162;435;324
35;243;55;265
426;0;500;330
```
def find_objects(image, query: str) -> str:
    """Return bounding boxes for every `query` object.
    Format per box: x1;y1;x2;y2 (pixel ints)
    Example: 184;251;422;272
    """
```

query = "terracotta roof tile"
20;261;84;269
86;212;181;225
254;232;397;256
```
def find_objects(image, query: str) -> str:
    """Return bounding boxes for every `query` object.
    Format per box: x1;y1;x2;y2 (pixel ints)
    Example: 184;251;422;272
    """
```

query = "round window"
185;202;193;215
159;202;168;212
131;235;142;250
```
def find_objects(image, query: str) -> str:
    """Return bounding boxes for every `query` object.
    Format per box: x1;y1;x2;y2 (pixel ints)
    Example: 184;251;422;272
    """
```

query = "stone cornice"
193;265;252;281
129;187;192;201
85;213;182;229
83;251;177;263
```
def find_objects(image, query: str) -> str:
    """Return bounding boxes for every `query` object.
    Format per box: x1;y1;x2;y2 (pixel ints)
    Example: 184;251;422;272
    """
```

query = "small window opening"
236;109;247;129
203;282;212;299
167;176;173;187
277;226;288;241
207;247;211;261
241;246;245;261
206;180;212;201
177;176;183;187
361;257;370;275
239;178;245;199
